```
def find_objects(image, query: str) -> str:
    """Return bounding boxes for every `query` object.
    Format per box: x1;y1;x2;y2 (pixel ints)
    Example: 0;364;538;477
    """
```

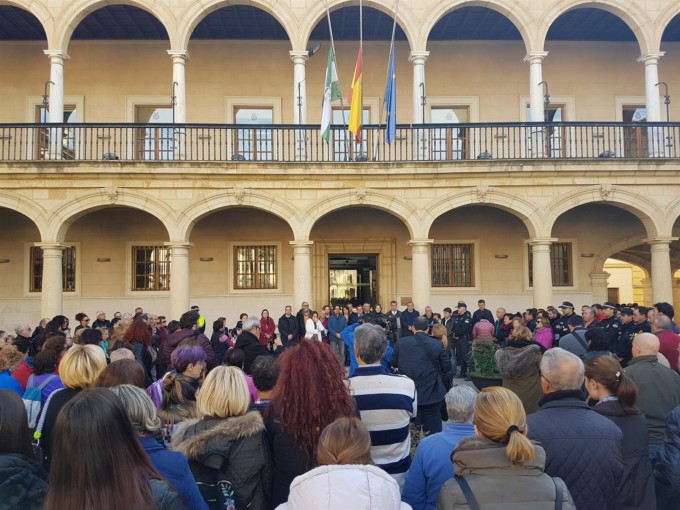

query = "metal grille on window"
30;246;76;292
132;246;171;291
528;242;572;287
234;245;277;289
432;244;474;287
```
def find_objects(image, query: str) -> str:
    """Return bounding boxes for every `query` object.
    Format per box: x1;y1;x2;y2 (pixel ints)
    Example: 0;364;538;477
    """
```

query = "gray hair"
14;323;30;336
354;324;387;364
445;385;477;423
653;314;673;331
108;384;161;434
242;317;261;332
539;348;584;391
583;306;596;317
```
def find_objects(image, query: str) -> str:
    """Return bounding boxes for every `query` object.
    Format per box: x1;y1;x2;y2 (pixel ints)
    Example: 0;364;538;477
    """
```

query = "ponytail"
616;372;639;414
506;427;536;465
584;355;640;415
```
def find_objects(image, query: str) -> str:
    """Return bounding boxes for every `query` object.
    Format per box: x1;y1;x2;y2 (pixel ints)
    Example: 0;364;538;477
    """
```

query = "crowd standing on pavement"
1;297;680;509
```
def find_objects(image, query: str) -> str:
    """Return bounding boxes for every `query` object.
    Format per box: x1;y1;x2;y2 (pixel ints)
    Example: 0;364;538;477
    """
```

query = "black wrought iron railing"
0;122;678;162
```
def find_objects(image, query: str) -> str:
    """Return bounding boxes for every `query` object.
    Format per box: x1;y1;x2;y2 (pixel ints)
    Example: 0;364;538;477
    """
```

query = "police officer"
452;301;472;378
599;302;621;352
553;301;576;344
615;307;637;366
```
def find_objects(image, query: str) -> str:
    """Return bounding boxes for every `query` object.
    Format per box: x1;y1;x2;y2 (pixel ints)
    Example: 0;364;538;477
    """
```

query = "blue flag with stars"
384;48;396;144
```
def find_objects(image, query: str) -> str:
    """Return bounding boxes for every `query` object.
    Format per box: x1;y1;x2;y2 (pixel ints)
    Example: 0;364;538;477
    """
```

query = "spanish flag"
348;46;363;143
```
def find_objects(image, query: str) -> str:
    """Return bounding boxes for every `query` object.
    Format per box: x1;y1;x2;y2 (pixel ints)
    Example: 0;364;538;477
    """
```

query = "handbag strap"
35;374;57;391
553;478;563;510
453;476;481;510
414;334;440;369
33;387;64;442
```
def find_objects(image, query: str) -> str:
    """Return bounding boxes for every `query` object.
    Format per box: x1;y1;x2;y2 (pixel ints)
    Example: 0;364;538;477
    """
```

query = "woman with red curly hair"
265;340;355;508
123;320;154;387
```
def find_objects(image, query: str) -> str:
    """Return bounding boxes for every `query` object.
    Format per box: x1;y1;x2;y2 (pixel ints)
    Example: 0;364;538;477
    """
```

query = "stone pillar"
524;51;548;158
409;239;433;311
165;242;192;321
291;241;314;308
529;238;556;307
638;52;665;156
38;243;66;319
290;51;308;160
43;50;69;159
640;277;653;306
645;237;678;303
168;50;188;159
409;51;430;160
590;272;611;304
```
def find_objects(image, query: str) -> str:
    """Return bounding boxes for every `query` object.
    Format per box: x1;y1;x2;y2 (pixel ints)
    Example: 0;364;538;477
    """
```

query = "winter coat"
209;330;229;365
132;342;155;388
277;464;411;510
0;453;47;510
327;314;348;342
437;437;575;510
401;309;420;332
234;330;275;375
471;308;494;326
471;319;494;339
161;328;217;371
39;387;81;470
495;342;543;414
655;405;680;510
655;329;680;371
527;390;623;510
277;314;299;344
533;327;554;350
11;359;34;391
625;355;680;444
0;369;23;396
305;318;325;341
149;478;186;510
592;399;656;510
172;411;272;510
260;317;276;346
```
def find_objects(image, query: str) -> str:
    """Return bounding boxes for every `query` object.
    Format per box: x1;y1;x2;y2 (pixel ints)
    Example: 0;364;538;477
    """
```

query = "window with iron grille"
30;246;76;292
431;243;474;287
234;245;277;290
132;245;171;291
528;242;573;287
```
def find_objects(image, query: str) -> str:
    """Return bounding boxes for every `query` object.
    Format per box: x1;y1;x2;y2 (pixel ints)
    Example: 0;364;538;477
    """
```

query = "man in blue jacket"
527;348;623;510
400;301;420;337
327;305;347;364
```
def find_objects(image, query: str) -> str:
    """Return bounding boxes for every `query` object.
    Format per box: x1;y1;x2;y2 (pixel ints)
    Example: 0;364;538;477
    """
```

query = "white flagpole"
323;0;347;135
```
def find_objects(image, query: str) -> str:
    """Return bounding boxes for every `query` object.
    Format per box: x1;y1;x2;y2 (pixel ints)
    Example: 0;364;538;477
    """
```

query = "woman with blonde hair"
438;387;574;509
172;365;272;509
278;417;410;510
431;323;448;350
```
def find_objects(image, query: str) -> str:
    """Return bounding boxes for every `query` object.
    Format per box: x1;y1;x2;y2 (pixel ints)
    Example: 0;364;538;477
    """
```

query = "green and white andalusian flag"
321;47;341;143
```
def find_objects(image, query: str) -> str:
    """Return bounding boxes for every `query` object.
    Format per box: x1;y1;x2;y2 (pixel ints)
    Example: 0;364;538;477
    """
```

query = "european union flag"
384;48;396;144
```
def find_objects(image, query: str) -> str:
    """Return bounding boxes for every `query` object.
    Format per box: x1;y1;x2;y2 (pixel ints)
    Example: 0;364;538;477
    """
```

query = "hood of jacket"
452;436;546;477
167;328;201;348
495;344;541;378
279;464;410;510
172;411;264;462
0;454;47;510
234;331;260;347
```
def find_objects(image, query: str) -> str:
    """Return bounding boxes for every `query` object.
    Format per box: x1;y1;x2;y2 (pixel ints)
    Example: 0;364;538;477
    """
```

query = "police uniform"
599;303;621;352
616;313;637;365
452;306;473;377
554;301;576;345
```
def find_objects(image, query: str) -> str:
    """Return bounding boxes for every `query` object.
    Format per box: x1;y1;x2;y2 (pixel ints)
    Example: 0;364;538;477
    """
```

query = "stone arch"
537;0;654;55
176;0;297;50
299;0;418;52
662;197;680;238
419;0;534;53
0;0;53;42
422;189;543;239
176;190;301;241
52;0;176;51
592;232;649;274
46;189;177;242
656;4;680;52
301;190;421;240
0;191;49;240
544;186;664;240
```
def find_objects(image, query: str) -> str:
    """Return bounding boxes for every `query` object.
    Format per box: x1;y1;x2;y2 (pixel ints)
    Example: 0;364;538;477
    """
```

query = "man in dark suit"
391;316;451;434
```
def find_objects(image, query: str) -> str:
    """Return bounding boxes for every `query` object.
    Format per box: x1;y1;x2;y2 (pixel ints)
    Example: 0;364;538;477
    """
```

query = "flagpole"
323;0;347;135
372;0;401;158
359;0;363;152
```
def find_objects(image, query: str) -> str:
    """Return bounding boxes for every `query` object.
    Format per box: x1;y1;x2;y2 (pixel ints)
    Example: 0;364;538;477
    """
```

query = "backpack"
195;446;249;510
23;374;57;429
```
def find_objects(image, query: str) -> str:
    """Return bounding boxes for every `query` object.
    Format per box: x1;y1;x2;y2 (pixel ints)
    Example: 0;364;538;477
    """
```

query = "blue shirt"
342;324;393;377
0;370;23;397
402;422;476;510
328;314;348;340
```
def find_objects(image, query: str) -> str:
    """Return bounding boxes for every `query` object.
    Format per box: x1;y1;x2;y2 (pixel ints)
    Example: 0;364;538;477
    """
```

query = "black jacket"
527;390;623;510
173;412;272;510
452;311;472;340
655;405;680;510
616;321;637;364
277;314;299;342
0;454;47;510
132;342;155;388
391;331;451;405
209;330;228;365
471;308;494;326
593;399;656;510
234;331;280;375
599;316;622;352
149;478;186;510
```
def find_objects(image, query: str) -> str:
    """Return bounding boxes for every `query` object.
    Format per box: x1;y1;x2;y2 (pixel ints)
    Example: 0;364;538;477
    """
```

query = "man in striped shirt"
349;323;417;487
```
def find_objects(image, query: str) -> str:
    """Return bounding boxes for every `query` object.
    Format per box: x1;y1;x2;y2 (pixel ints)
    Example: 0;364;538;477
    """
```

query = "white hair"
539;348;584;391
445;385;477;423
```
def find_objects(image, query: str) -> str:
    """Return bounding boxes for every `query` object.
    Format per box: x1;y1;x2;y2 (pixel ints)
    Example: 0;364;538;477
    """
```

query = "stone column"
165;242;192;321
590;272;611;304
38;243;66;318
409;239;434;311
645;237;678;303
409;51;430;160
638;52;665;156
524;51;548;158
168;50;188;159
639;277;653;306
290;51;309;160
291;241;314;308
43;50;69;159
529;238;556;307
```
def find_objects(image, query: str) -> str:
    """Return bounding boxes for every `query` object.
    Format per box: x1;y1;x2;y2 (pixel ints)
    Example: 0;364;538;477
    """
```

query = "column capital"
43;50;70;63
164;241;194;251
290;240;314;250
523;51;548;64
637;52;665;66
408;239;434;248
167;50;190;63
289;50;309;65
528;238;558;247
589;271;611;281
408;51;430;65
643;236;678;247
36;242;68;252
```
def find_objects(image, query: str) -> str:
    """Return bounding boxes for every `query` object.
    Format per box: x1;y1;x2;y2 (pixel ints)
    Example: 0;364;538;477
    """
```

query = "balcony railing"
0;121;678;162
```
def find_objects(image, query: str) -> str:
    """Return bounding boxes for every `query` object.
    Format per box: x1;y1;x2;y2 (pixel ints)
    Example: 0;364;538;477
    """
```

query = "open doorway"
329;254;378;307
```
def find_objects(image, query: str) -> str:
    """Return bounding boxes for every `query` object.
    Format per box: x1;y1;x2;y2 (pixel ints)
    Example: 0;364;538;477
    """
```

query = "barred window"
30;246;77;293
432;244;474;287
132;246;170;291
234;245;277;290
528;242;573;287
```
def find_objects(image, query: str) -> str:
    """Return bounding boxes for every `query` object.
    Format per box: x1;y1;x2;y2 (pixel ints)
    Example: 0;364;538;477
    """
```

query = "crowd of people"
0;297;679;509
